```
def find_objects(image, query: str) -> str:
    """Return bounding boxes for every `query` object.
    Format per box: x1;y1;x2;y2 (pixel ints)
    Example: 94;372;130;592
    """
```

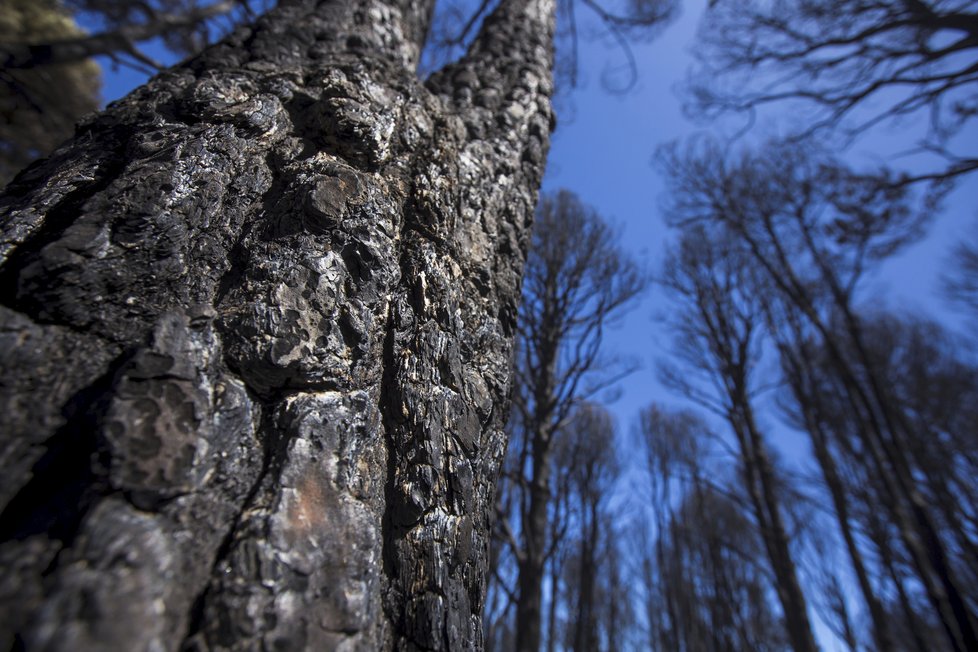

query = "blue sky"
537;4;976;647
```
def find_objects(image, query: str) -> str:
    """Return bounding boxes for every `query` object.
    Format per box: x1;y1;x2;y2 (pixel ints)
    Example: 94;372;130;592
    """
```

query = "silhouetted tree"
661;137;978;652
786;314;978;638
635;406;792;652
944;221;978;319
562;404;619;652
491;189;644;652
779;332;895;652
659;224;820;652
599;523;632;652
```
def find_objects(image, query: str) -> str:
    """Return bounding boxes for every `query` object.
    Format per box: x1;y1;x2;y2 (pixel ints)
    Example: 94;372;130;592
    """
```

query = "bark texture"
0;0;555;649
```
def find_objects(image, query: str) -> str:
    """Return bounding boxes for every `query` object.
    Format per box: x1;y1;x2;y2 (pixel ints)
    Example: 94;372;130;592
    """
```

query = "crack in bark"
178;385;287;650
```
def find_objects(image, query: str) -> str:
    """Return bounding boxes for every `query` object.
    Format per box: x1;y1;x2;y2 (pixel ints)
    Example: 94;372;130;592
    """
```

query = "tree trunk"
516;440;551;652
796;393;893;651
732;401;820;652
545;527;562;652
572;499;600;652
0;0;555;649
756;232;978;652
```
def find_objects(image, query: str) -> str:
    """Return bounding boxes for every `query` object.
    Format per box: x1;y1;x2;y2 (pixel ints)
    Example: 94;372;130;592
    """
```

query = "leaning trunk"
732;400;819;652
0;0;555;649
795;389;893;651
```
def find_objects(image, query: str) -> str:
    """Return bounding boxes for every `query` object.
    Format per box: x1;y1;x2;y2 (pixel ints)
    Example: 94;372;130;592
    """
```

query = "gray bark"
0;0;555;649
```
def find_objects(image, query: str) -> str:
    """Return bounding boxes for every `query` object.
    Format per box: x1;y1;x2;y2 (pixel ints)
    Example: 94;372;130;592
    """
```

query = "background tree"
0;0;566;649
659;223;820;652
597;521;633;652
0;0;101;184
783;314;978;652
489;189;644;652
635;405;791;652
944;222;978;319
778;330;896;652
661;137;978;652
561;403;619;652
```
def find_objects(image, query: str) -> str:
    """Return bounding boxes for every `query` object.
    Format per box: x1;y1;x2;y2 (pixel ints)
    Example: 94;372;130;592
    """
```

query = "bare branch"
1;1;237;69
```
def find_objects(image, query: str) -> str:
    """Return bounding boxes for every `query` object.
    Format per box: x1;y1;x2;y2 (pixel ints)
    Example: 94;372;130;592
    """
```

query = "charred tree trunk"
733;403;820;652
0;0;555;649
516;421;554;652
784;350;893;652
571;499;600;652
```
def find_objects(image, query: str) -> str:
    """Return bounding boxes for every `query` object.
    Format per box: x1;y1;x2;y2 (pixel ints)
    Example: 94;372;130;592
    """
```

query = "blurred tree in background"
0;0;268;186
486;190;644;652
0;0;100;185
659;137;978;652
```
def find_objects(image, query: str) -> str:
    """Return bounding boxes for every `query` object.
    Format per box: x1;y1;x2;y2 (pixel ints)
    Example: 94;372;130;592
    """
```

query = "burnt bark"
0;0;555;649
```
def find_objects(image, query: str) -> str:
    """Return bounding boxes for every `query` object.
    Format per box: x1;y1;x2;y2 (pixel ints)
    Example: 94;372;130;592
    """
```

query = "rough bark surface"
0;0;555;649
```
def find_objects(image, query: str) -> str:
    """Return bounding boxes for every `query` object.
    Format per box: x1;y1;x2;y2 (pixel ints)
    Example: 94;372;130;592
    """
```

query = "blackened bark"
0;0;555;649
